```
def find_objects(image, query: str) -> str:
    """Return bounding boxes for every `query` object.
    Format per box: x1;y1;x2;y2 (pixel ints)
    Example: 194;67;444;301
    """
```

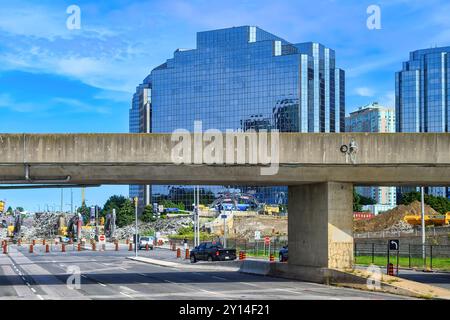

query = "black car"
279;245;288;262
190;242;236;263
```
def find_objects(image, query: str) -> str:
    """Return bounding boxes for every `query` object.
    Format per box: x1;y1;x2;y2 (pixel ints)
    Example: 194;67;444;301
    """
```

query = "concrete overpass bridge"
1;133;449;282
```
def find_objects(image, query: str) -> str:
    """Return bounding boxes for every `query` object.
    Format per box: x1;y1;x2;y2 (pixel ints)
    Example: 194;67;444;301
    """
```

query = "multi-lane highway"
0;245;411;300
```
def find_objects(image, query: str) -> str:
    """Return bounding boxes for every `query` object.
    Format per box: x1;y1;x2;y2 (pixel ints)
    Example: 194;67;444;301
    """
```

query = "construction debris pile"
113;216;193;240
354;201;438;233
25;212;60;239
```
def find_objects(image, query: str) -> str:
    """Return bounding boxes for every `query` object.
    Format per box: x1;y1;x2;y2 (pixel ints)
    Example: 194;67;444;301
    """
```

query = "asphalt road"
0;244;412;300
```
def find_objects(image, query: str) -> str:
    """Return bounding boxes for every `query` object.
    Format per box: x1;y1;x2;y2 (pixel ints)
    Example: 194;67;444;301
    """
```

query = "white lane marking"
25;282;30;286
164;280;176;284
97;282;107;287
37;295;44;300
212;276;227;281
81;275;88;278
31;288;36;293
120;292;133;298
240;282;261;287
119;286;138;293
21;277;26;281
138;273;146;276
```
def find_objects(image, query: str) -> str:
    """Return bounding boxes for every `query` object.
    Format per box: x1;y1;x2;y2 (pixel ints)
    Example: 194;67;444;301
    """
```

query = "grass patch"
355;255;450;271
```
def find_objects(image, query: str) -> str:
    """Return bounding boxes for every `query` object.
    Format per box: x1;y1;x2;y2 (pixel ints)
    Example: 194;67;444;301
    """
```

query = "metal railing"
354;243;450;271
354;225;450;239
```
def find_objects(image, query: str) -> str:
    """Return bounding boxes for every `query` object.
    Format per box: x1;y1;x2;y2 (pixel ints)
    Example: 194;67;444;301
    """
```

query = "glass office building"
396;46;450;198
345;102;396;207
130;26;345;210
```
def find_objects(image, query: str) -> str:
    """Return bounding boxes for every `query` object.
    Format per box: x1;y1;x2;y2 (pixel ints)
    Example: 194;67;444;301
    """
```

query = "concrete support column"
288;182;353;270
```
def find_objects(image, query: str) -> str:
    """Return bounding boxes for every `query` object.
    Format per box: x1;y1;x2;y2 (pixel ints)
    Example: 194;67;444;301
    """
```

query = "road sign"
264;236;270;245
158;205;164;213
99;235;106;244
221;214;227;219
389;239;399;251
254;231;261;240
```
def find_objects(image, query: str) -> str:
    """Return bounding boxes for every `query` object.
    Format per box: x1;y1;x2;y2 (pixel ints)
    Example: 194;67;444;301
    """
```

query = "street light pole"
134;197;138;257
193;187;197;247
421;187;426;269
196;185;200;246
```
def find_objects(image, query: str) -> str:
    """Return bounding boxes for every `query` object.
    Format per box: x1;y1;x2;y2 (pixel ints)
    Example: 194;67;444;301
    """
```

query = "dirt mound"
354;201;437;233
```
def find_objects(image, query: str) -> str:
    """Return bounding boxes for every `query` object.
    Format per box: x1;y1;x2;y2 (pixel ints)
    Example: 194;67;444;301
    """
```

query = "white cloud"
355;87;375;97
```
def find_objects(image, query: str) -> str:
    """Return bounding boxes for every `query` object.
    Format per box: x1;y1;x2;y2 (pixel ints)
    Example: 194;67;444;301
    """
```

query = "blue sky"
1;0;449;211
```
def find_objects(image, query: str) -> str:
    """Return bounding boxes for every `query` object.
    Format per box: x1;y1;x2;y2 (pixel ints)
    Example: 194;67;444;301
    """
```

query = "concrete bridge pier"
281;182;354;282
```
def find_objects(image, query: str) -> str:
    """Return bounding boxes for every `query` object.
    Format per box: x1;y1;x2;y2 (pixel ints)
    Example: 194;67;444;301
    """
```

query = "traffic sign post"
264;237;270;256
387;239;400;276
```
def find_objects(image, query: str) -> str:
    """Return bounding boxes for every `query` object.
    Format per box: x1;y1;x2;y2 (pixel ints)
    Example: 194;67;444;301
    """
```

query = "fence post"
372;243;375;264
408;244;411;269
430;245;433;270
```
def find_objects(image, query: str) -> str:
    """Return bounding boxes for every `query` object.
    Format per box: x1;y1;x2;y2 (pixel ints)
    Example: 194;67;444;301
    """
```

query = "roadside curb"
127;256;241;271
238;260;450;300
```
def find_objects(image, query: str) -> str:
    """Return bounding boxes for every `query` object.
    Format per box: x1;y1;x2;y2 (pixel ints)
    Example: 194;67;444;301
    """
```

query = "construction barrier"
29;244;34;253
185;249;190;259
126;239;129;245
2;244;7;254
387;263;394;276
145;244;149;251
158;240;163;246
171;243;176;251
115;242;119;251
128;243;133;251
269;254;275;262
32;239;36;246
45;244;50;253
62;244;66;252
42;239;46;246
239;251;247;260
92;243;96;251
177;248;181;258
17;239;21;246
77;243;81;252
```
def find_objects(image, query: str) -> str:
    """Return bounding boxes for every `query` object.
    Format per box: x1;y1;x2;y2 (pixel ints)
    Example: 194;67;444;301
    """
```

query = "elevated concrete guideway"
0;133;449;186
1;132;449;283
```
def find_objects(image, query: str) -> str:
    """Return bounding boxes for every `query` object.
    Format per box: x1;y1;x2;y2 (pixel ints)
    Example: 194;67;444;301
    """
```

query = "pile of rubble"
354;201;437;233
113;216;193;240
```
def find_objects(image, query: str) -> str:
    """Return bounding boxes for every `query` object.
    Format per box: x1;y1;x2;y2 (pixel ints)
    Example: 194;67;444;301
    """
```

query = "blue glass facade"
130;26;345;209
396;46;450;198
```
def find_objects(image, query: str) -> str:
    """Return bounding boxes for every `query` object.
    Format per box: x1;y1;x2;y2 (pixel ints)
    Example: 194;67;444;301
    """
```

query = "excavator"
6;212;22;243
404;211;450;226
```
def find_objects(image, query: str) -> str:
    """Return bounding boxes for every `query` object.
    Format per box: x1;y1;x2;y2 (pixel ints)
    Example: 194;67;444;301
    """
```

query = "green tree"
15;207;24;212
140;204;156;223
116;198;134;227
101;195;129;217
353;189;362;212
6;206;13;214
359;195;376;205
77;201;91;224
400;191;450;214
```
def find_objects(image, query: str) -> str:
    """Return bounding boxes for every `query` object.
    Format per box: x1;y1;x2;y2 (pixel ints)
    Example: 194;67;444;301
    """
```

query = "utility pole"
193;187;197;247
60;188;64;213
196;185;200;246
421;187;426;269
70;188;73;214
134;197;138;257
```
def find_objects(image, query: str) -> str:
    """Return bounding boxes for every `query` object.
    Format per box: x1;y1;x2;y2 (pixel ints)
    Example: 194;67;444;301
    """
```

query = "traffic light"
133;197;138;208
